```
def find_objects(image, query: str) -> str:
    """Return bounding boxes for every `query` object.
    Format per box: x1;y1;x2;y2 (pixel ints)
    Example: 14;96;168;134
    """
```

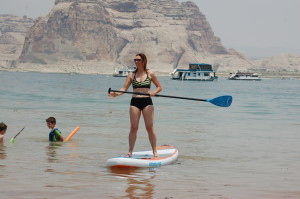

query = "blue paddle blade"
207;95;232;107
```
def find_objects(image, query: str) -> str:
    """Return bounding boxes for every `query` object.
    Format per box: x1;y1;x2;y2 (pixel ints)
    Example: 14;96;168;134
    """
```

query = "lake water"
0;71;299;199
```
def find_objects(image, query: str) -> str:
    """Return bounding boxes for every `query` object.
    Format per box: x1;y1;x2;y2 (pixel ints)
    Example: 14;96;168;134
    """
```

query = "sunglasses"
134;59;142;62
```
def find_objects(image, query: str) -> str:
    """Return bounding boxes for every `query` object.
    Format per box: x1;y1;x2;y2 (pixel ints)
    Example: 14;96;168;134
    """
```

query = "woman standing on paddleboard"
109;53;162;158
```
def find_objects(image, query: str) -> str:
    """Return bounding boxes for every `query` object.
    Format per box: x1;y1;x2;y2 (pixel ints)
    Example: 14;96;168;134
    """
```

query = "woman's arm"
109;72;133;98
149;70;162;96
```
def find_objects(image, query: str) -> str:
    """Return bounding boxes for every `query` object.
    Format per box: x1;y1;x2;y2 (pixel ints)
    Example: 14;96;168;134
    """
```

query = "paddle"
10;127;25;144
108;88;232;107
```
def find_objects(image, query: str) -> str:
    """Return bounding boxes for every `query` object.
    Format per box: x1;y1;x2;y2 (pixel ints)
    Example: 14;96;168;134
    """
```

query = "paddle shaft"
14;127;25;139
109;88;206;102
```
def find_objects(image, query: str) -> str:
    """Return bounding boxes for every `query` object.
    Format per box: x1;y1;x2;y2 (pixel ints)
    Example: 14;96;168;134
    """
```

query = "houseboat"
228;70;261;81
113;67;136;77
171;63;218;81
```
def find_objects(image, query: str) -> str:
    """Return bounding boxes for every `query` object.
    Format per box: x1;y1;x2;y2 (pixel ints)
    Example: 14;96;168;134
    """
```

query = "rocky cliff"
18;0;236;73
1;1;299;74
0;15;34;67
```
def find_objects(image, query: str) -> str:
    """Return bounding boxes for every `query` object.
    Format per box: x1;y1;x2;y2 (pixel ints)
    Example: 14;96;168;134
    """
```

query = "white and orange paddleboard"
106;145;178;168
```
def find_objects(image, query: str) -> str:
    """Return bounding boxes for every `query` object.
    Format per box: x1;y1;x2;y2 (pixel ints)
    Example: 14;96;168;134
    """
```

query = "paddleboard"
65;126;80;142
106;145;178;168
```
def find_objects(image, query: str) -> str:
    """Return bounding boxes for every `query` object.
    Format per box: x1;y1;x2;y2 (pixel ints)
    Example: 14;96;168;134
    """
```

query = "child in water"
46;117;64;142
0;122;7;142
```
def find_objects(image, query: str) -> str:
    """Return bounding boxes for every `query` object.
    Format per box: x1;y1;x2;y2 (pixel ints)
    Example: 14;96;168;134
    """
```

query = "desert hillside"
0;1;299;75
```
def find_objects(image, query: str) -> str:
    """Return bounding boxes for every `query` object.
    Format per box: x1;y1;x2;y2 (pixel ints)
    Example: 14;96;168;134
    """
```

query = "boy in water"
0;122;7;142
46;117;64;142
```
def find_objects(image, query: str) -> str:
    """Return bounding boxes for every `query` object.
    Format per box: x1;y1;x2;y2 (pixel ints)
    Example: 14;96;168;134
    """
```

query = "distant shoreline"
1;67;300;80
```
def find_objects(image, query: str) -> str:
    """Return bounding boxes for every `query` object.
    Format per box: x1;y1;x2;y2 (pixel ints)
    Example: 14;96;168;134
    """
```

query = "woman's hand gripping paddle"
108;88;232;107
10;127;25;144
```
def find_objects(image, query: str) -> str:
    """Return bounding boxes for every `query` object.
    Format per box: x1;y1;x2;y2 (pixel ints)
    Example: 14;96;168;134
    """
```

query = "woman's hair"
46;117;56;124
0;122;7;131
135;53;148;72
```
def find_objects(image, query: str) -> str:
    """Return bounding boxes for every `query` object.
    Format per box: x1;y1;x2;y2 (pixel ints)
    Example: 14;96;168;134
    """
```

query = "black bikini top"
132;73;151;89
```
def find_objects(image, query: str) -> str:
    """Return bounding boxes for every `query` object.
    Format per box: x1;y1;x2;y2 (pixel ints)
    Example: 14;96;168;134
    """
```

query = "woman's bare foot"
153;152;159;158
124;153;132;157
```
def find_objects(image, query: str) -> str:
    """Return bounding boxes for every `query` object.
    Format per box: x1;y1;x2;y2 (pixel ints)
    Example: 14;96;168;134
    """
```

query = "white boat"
106;145;178;168
113;67;136;77
228;70;261;81
171;63;218;81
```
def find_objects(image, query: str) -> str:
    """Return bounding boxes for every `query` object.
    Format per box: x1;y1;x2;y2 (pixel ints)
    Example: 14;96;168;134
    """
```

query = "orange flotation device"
65;126;80;142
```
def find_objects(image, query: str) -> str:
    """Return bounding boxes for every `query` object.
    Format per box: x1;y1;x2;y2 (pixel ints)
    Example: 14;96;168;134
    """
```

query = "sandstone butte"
0;0;299;76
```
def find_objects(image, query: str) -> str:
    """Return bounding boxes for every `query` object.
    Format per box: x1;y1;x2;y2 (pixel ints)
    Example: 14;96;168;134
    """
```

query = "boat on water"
228;70;261;81
113;67;136;77
171;63;218;81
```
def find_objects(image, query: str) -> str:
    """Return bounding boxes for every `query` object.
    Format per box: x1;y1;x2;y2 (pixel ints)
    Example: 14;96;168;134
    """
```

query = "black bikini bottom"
130;97;153;110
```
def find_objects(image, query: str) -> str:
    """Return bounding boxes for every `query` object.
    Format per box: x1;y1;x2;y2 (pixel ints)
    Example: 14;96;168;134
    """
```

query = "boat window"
204;73;209;76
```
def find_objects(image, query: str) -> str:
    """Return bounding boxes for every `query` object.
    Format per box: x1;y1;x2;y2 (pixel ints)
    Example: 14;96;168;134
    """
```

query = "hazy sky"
1;0;299;57
182;0;300;56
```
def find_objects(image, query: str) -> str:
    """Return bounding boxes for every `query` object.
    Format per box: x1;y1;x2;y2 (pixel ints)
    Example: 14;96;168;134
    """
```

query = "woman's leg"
128;106;141;157
142;105;158;157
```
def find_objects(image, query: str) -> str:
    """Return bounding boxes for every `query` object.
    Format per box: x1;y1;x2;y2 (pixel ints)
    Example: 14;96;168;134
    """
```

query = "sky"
1;0;300;58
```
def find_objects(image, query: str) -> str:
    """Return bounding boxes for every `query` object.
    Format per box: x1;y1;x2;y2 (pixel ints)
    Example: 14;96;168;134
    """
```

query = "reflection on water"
0;144;6;160
46;142;63;163
0;144;6;178
46;142;80;163
64;142;80;160
45;141;82;176
108;168;156;199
